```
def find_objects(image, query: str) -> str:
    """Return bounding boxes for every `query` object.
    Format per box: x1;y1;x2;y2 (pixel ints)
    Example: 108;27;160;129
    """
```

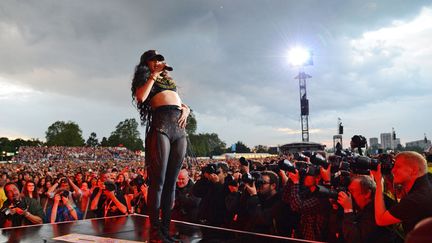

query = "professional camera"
317;170;350;200
304;164;321;177
202;163;219;175
348;155;394;175
241;171;264;188
328;155;349;173
293;152;309;162
331;170;351;189
377;153;395;175
0;199;27;216
309;152;330;169
276;159;297;173
316;185;339;200
347;156;375;175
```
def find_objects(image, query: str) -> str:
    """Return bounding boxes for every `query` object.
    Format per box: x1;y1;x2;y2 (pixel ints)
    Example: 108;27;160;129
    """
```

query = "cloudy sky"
1;0;431;149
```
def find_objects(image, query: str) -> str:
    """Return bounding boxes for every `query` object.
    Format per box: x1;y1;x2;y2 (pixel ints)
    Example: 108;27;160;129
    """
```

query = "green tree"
108;118;144;151
1;137;43;154
45;121;85;146
234;141;251;153
254;145;268;153
188;133;226;157
100;137;109;147
86;132;99;147
186;110;197;135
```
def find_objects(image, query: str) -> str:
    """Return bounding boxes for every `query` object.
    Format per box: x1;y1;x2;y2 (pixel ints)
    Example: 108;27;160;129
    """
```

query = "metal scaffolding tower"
295;71;311;142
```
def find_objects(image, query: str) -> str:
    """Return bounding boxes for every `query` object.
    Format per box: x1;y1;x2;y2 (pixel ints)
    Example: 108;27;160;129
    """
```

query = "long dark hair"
22;180;39;199
131;61;152;128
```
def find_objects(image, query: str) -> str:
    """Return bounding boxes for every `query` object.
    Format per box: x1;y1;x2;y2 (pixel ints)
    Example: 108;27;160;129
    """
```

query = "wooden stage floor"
0;214;321;243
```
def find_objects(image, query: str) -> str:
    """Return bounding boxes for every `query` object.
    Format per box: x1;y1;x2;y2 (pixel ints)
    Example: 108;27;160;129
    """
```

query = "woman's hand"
148;61;166;77
178;104;190;128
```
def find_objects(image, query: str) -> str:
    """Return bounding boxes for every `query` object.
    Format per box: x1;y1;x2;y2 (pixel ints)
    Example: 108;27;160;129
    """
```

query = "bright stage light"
287;47;312;66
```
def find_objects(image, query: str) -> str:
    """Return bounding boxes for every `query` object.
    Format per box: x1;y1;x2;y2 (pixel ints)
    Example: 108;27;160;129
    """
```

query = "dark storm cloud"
0;0;431;145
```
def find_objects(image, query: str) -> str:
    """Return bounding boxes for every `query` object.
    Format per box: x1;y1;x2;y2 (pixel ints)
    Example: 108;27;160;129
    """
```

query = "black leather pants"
146;106;187;230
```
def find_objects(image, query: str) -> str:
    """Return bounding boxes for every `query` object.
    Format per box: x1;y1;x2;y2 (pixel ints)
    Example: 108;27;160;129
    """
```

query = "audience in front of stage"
2;145;432;243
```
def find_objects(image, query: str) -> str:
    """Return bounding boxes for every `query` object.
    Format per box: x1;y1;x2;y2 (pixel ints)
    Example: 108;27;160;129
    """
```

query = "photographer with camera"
337;175;397;243
241;171;286;235
90;171;128;218
192;162;230;227
372;151;432;236
90;177;128;217
48;189;80;223
0;182;44;228
288;164;331;241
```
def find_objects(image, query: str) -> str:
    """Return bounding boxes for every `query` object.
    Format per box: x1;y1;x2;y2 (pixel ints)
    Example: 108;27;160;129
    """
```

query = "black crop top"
148;76;177;101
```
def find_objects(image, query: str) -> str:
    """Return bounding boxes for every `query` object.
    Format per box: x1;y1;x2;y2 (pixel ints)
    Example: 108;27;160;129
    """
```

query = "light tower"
288;47;313;142
333;118;343;151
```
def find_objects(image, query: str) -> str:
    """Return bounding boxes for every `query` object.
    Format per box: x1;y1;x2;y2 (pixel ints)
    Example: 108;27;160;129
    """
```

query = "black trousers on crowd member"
146;106;187;238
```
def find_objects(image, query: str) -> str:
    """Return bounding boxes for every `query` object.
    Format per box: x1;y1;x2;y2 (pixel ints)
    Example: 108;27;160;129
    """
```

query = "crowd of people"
15;146;139;163
1;145;432;243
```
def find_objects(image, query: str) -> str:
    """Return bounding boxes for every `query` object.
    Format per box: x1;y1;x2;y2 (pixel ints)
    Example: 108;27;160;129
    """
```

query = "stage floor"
0;214;321;243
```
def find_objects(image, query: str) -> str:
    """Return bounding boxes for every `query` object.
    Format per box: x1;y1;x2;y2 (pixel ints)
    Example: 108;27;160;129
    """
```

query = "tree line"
1;111;279;158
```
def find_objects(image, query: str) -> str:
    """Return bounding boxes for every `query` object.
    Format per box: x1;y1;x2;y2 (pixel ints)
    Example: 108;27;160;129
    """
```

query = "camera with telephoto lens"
293;152;309;162
317;170;351;200
241;171;264;188
309;152;330;169
348;155;394;175
377;153;395;175
276;159;297;173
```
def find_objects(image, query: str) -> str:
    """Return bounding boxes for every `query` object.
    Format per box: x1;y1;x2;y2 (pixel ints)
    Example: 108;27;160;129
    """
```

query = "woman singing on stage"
131;50;189;243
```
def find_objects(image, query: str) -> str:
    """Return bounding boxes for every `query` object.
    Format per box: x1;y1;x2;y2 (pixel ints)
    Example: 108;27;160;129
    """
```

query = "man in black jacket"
192;162;230;227
338;175;397;243
172;169;200;222
242;171;285;235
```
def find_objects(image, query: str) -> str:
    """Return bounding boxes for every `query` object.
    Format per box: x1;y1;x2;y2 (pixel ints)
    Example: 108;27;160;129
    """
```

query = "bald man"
172;169;200;222
372;151;432;235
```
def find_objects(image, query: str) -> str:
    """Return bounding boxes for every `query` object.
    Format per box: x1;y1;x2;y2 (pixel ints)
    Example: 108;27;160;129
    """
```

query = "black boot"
150;222;174;243
161;220;181;243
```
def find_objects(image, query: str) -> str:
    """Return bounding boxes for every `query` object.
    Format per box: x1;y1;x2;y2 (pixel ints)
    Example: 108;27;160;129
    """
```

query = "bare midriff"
150;90;182;109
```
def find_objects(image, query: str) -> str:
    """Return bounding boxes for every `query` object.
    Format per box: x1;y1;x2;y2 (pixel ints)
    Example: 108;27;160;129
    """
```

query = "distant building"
394;138;401;148
369;137;379;148
380;133;401;150
406;139;432;150
380;133;392;150
279;142;326;154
